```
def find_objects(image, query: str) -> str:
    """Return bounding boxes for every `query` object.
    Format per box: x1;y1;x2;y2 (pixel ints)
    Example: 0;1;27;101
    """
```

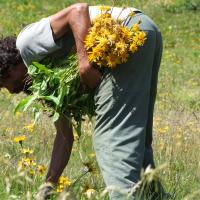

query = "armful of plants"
50;3;101;89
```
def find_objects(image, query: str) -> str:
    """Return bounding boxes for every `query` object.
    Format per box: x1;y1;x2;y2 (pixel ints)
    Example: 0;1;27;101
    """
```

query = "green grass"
0;0;200;199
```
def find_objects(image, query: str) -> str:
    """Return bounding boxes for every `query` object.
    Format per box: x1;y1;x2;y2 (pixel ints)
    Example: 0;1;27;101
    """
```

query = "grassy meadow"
0;0;200;199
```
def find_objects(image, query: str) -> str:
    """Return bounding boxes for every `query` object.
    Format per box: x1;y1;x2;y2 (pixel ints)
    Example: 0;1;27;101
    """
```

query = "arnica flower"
37;164;46;175
132;23;140;32
99;5;111;12
18;158;36;169
24;123;34;132
14;135;26;146
21;148;34;155
158;126;169;134
57;176;72;193
130;42;138;53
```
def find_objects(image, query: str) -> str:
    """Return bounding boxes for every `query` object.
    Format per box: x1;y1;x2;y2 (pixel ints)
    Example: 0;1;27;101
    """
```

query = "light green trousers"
93;12;163;200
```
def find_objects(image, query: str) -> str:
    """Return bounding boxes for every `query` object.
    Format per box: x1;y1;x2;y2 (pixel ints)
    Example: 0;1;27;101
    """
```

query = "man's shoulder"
16;17;60;67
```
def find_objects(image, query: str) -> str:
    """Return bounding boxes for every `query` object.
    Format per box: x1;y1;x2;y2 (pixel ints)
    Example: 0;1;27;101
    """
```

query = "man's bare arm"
50;3;101;89
46;115;74;184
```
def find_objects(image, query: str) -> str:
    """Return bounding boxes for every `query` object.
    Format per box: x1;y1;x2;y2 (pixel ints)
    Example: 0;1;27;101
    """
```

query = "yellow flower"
37;164;46;175
108;34;117;43
14;135;26;144
56;185;64;193
18;158;36;169
132;23;140;32
119;52;129;63
21;148;34;155
106;54;118;68
121;27;133;41
57;176;72;192
97;37;108;47
58;176;72;186
85;35;96;50
99;5;111;12
24;123;34;132
129;42;138;53
88;47;103;62
158;126;169;134
137;31;147;46
115;42;127;55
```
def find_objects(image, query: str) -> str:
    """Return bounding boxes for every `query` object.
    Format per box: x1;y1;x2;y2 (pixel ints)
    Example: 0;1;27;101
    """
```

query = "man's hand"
79;60;101;89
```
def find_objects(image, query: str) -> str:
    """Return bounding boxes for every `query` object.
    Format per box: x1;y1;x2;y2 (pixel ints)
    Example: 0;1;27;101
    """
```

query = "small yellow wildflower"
21;148;34;155
107;53;118;68
99;5;111;12
24;123;34;132
14;135;26;145
56;184;64;193
120;52;129;63
136;31;147;46
129;42;138;53
59;176;72;186
157;126;169;134
108;34;117;43
18;157;36;169
57;176;72;192
37;164;46;175
121;27;133;41
132;23;140;32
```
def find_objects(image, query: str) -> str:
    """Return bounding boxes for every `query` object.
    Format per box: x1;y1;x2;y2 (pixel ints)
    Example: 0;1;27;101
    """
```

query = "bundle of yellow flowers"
85;6;147;68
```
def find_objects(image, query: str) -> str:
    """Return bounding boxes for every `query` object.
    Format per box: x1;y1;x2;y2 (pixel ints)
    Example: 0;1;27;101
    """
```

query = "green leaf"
14;96;37;115
39;95;59;106
32;62;53;74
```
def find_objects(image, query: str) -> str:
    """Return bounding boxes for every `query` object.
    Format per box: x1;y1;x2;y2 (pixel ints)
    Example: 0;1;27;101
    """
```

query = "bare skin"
46;114;74;184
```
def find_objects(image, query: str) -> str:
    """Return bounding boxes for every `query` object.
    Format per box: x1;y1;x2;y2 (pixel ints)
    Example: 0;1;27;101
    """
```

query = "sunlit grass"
0;0;199;199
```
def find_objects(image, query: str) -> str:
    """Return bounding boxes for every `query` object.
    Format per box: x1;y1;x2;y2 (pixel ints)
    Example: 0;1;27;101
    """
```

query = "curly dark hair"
0;36;23;79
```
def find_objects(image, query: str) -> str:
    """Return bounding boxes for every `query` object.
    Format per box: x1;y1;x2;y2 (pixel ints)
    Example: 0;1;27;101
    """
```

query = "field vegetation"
0;0;199;199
